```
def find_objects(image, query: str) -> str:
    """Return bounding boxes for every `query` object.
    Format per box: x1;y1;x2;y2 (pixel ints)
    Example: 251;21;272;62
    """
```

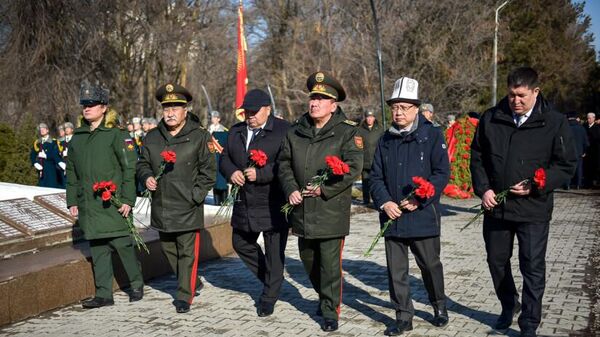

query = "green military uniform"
359;112;384;204
278;72;363;328
136;83;216;313
66;89;143;302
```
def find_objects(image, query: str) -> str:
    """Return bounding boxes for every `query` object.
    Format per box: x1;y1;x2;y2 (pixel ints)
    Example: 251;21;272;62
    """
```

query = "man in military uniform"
137;83;216;314
359;109;384;205
208;110;228;134
30;123;63;188
66;82;144;309
220;89;290;317
278;71;363;332
56;122;75;188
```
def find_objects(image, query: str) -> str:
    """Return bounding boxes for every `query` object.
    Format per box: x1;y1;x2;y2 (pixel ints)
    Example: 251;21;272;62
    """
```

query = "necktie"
516;115;522;127
250;128;261;143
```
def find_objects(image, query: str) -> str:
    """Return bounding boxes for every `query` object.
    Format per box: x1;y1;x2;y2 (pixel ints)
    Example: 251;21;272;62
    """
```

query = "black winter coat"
219;115;290;232
470;95;577;222
137;114;216;232
369;115;450;238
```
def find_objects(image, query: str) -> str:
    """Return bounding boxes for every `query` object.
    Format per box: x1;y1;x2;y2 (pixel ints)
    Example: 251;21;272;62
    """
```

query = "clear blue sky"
583;0;600;57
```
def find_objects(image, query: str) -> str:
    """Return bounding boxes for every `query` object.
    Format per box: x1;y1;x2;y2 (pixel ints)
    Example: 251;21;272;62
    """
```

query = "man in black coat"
584;112;600;187
370;77;450;336
565;111;588;189
219;89;290;317
471;67;576;337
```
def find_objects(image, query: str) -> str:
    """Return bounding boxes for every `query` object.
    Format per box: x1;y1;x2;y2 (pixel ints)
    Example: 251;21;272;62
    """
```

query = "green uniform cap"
306;71;346;102
155;83;193;105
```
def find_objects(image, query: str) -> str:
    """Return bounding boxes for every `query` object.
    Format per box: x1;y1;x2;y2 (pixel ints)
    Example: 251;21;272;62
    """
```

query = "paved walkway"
1;192;598;336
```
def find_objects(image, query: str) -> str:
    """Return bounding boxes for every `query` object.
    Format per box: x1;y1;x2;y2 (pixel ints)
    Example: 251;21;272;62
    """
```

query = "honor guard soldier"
66;82;144;309
359;109;384;205
278;71;363;332
30;122;64;188
137;83;216;313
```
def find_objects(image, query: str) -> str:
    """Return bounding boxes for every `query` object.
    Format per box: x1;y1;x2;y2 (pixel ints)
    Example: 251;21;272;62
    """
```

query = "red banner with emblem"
235;1;248;121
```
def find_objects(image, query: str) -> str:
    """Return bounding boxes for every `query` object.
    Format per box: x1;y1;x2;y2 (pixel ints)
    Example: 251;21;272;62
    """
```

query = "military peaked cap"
155;83;193;105
306;71;346;102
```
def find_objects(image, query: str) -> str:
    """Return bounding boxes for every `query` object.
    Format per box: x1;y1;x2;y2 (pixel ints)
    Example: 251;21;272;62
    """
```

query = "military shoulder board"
343;119;357;126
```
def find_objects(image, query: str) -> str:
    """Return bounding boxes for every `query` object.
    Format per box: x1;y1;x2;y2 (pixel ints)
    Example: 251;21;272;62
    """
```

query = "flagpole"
266;83;277;116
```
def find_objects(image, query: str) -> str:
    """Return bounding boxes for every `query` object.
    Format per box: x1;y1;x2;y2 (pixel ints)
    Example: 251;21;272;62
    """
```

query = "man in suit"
470;67;576;337
219;89;290;317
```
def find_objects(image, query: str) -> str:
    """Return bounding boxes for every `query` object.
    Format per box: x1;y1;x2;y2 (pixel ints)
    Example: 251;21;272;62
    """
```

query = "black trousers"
213;189;229;205
232;228;288;305
483;217;549;331
362;169;371;204
385;236;446;321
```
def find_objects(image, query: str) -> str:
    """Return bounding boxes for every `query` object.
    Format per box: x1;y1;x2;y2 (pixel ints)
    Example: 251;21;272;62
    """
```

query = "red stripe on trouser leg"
336;238;345;319
188;231;201;304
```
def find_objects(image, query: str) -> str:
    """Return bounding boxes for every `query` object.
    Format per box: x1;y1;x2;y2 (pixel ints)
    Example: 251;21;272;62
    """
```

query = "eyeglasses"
390;104;416;113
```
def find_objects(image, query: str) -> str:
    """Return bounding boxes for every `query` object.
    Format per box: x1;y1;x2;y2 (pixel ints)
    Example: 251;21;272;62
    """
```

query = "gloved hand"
62;149;68;157
38;151;47;159
34;163;43;170
58;162;66;170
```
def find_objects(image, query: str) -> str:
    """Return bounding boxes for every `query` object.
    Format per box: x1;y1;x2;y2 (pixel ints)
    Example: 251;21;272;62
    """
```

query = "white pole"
493;0;510;107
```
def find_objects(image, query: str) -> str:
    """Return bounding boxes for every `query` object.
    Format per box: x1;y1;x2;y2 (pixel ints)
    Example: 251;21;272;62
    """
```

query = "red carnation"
465;137;472;144
160;150;177;164
101;190;112;201
93;182;100;192
249;149;268;167
325;155;350;176
533;168;546;189
463;145;470;151
412;176;435;199
462;153;469;159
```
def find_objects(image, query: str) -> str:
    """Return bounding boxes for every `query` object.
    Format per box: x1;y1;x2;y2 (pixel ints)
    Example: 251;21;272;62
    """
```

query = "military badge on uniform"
207;141;216;153
124;138;135;151
354;136;364;149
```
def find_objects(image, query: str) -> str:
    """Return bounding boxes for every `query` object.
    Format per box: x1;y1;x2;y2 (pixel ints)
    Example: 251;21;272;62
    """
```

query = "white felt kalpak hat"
387;77;421;106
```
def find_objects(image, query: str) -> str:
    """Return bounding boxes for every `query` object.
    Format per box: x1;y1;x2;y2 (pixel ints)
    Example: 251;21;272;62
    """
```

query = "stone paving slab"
1;192;598;337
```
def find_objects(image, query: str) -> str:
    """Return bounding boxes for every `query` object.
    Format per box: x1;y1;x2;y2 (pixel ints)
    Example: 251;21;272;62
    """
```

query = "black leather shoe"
520;329;537;337
173;300;190;313
322;318;338;332
82;297;114;309
257;302;274;317
129;287;144;302
495;302;521;330
432;305;449;327
385;320;413;336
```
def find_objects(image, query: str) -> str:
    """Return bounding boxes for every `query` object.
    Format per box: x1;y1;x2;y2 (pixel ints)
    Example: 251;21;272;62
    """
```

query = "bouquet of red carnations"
364;176;435;257
93;180;149;253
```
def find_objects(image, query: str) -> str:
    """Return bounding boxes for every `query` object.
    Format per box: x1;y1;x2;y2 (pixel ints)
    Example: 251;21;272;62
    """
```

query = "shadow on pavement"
342;258;499;330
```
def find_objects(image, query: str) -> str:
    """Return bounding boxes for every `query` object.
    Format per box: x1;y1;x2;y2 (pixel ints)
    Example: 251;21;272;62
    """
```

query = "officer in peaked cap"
306;71;346;102
155;83;193;105
137;82;216;314
278;71;363;332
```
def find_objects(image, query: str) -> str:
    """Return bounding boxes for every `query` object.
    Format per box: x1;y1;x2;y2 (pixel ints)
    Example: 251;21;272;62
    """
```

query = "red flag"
235;2;248;121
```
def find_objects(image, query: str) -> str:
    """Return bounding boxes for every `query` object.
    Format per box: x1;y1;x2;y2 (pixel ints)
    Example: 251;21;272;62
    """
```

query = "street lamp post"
369;0;387;129
492;0;510;107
